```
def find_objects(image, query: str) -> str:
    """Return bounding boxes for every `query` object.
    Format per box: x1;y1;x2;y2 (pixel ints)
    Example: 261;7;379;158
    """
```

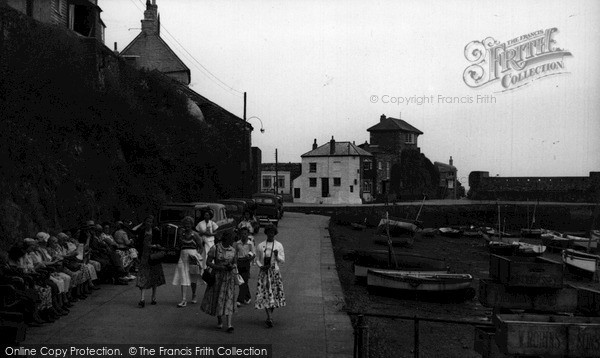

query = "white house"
293;137;373;204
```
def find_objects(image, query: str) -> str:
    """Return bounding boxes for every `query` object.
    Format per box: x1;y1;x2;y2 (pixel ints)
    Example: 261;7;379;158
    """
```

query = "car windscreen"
255;198;275;204
224;204;241;213
159;208;194;222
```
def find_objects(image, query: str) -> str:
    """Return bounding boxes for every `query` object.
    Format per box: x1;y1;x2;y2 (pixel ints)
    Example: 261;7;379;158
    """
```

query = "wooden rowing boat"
367;269;473;292
562;249;600;275
353;250;448;278
438;227;463;238
515;242;546;256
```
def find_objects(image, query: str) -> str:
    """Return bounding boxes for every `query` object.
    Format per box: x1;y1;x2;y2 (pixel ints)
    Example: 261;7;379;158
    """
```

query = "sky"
101;0;600;183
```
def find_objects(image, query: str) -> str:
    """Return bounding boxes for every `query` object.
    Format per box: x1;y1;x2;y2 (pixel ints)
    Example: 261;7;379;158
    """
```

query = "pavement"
284;199;597;207
23;213;353;358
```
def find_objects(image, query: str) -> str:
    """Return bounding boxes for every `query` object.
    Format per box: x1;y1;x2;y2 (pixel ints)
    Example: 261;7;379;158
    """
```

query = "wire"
131;0;243;96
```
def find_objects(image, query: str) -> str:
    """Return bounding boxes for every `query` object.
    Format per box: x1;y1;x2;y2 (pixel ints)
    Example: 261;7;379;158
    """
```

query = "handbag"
202;268;215;286
149;250;165;265
233;265;244;285
262;240;275;269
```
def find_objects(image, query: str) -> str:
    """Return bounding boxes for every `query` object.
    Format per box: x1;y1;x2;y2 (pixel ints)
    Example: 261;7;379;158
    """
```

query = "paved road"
24;213;353;358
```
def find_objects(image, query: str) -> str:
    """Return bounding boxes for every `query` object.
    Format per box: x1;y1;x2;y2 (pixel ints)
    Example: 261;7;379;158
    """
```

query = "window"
378;162;382;170
309;163;317;173
350;185;354;193
354;179;358;185
277;176;285;188
363;160;372;170
262;177;272;189
405;133;415;144
309;178;317;187
333;178;341;186
294;188;300;198
363;181;372;193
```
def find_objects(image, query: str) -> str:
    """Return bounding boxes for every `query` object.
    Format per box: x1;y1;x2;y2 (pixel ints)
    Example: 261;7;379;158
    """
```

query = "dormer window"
405;133;415;144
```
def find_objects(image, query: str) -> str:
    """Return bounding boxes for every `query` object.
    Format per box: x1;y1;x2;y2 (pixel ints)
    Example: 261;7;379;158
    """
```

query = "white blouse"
255;240;285;271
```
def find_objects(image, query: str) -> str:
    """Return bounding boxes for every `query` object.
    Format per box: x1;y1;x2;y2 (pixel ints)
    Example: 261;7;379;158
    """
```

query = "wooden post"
354;314;369;358
413;316;420;358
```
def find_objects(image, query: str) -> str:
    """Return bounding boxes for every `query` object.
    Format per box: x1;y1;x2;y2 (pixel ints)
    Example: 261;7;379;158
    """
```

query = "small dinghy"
438;227;463;238
562;249;600;276
367;269;473;294
353;250;448;278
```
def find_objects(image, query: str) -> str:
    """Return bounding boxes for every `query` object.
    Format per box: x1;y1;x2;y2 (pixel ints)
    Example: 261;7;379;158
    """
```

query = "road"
23;213;353;358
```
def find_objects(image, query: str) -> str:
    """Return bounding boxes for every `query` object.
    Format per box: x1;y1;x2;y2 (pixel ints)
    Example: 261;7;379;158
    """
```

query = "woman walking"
195;210;219;273
235;226;255;306
135;215;165;308
172;216;203;307
255;224;286;328
200;231;237;333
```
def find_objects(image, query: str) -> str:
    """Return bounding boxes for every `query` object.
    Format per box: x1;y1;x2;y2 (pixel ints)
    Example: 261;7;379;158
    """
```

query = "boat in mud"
372;217;418;247
420;228;438;237
562;249;600;275
438;227;462;238
353;249;448;278
367;269;473;293
520;228;543;238
487;241;519;255
515;242;546;256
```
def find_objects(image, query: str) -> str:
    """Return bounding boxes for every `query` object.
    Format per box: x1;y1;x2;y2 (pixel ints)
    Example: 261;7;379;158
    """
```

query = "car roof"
218;199;247;205
161;202;210;208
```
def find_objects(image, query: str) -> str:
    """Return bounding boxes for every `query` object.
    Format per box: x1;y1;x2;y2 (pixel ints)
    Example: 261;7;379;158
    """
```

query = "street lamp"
247;116;265;133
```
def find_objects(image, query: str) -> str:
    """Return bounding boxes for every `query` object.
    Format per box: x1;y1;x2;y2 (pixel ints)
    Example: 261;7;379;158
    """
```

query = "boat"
420;228;438;237
372;217;418;247
520;228;543;238
515;242;546;256
353;249;448;278
438;227;463;238
367;269;473;293
462;226;483;238
487;241;519;255
562;249;600;275
566;234;598;249
541;232;572;250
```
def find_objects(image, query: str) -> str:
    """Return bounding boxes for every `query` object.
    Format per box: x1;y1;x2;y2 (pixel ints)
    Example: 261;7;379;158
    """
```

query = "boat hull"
562;249;599;274
367;269;473;292
353;250;448;278
372;235;414;247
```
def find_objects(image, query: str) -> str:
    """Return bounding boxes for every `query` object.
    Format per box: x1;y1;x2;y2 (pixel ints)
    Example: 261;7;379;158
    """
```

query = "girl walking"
255;224;286;328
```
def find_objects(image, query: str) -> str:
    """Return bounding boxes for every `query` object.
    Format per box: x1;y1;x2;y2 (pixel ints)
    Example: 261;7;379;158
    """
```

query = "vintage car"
217;199;248;223
157;202;236;259
252;193;283;226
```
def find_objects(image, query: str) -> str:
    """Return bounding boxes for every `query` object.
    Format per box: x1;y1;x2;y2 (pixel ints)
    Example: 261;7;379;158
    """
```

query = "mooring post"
414;316;420;358
355;314;369;358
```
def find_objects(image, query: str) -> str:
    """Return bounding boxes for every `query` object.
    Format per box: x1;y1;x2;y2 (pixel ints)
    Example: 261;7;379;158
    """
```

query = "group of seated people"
0;220;139;328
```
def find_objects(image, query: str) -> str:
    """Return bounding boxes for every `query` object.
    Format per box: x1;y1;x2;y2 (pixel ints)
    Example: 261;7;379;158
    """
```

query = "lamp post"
244;116;265;196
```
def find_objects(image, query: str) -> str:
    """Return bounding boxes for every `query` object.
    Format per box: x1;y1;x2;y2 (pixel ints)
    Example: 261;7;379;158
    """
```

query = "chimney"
449;156;453;166
329;136;335;155
142;0;159;35
312;139;318;150
380;114;386;122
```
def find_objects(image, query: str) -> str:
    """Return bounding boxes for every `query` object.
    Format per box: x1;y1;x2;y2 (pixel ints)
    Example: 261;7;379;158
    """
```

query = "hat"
57;233;69;241
237;222;252;231
36;232;50;242
264;223;278;235
94;224;103;231
83;220;95;228
23;238;37;245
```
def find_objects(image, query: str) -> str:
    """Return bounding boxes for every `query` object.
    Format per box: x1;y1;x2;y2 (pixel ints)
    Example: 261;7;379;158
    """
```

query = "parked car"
157;202;236;259
229;197;257;215
252;193;283;226
217;199;248;223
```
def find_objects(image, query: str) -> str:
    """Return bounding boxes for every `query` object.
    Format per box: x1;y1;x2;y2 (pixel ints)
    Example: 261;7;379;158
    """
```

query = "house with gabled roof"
119;0;190;85
292;137;374;204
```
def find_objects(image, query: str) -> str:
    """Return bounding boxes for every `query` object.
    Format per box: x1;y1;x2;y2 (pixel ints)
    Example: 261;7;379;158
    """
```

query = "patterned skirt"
200;269;236;316
255;269;286;310
136;262;166;289
116;248;137;270
35;285;53;310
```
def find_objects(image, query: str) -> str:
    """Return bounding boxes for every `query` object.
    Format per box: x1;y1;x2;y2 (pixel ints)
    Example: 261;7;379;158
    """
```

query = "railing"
348;312;492;358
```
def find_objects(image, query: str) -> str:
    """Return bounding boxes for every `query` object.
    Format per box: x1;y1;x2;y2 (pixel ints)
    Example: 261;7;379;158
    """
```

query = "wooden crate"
479;279;577;312
494;314;600;357
489;254;563;288
473;326;507;358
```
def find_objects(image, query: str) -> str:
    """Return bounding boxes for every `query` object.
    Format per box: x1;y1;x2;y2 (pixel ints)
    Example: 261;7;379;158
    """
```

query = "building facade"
5;0;105;42
434;157;458;199
260;163;301;201
359;114;424;201
293;137;373;204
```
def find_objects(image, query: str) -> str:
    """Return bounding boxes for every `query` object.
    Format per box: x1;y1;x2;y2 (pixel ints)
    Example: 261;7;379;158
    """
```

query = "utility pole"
275;149;279;195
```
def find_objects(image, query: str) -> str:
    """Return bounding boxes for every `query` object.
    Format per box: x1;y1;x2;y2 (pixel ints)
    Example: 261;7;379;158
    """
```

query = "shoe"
236;302;241;307
190;295;197;304
226;326;234;333
177;301;187;308
127;275;137;280
244;299;251;305
266;319;273;328
151;299;157;305
138;300;145;308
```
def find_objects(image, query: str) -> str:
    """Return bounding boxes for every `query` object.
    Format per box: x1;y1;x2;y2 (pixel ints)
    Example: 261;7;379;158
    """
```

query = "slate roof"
302;142;373;157
434;161;457;172
367;117;423;134
121;33;191;84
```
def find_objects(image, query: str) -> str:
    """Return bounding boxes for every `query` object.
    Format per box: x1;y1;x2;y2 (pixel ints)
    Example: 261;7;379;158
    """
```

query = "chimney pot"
380;114;386;122
312;139;317;150
449;156;454;166
329;136;335;155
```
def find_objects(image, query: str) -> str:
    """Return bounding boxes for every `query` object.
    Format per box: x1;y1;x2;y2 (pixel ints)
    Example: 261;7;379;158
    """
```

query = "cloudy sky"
101;0;600;182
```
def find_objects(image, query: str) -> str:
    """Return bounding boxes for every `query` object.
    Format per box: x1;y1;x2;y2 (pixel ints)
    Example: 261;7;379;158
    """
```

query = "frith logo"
463;28;572;91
